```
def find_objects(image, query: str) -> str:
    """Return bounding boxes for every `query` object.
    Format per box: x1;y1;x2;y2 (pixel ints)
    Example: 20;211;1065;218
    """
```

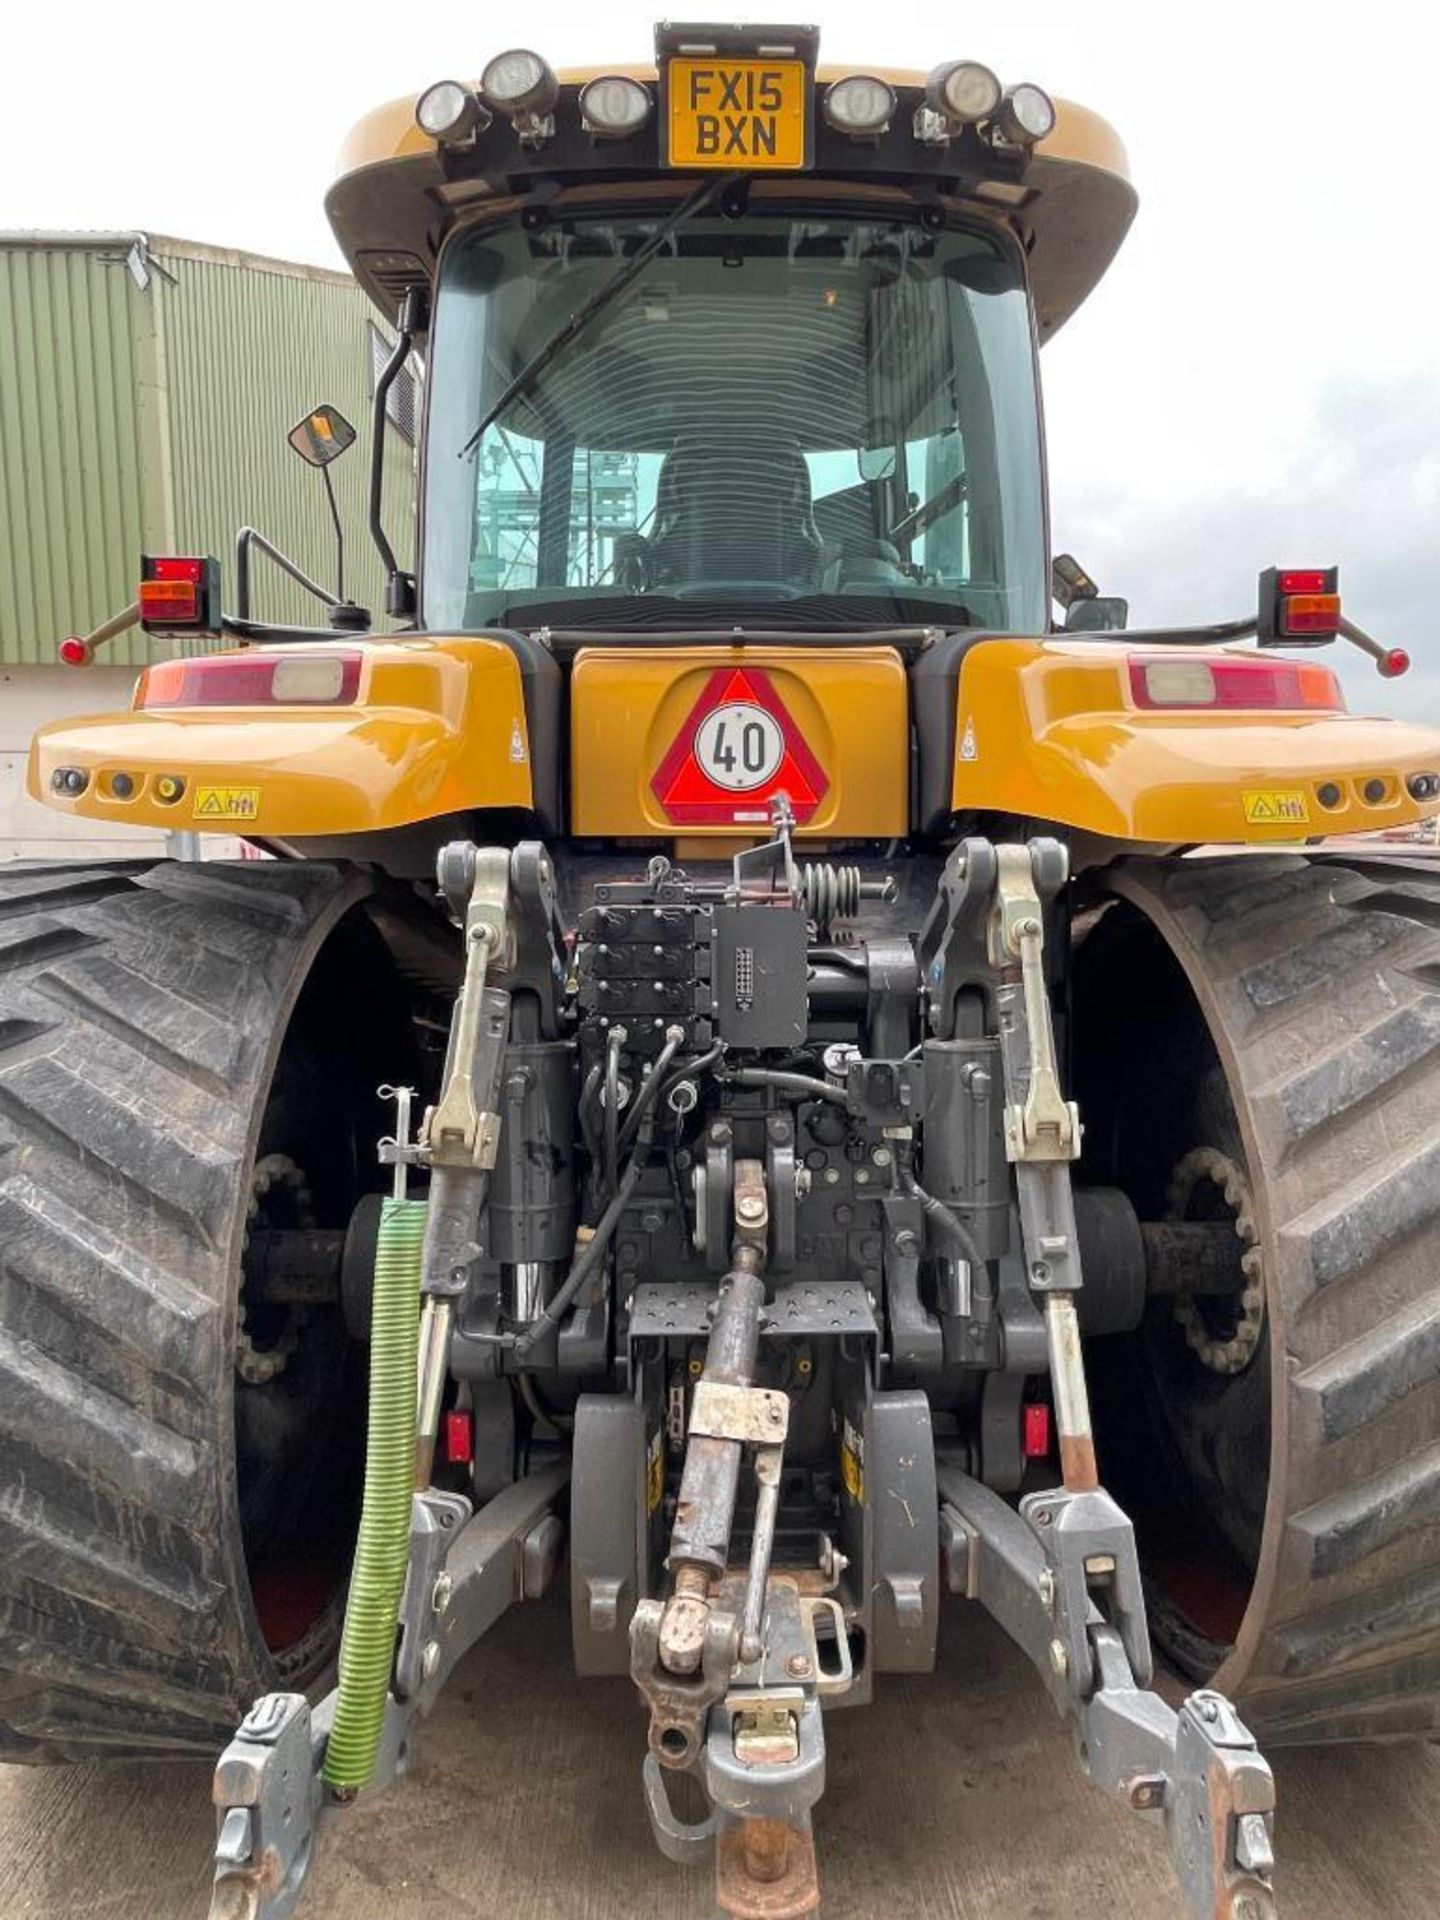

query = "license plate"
666;58;807;170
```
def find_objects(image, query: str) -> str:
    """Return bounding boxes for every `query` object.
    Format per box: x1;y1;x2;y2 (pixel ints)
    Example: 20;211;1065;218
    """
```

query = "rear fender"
949;639;1440;844
29;636;549;837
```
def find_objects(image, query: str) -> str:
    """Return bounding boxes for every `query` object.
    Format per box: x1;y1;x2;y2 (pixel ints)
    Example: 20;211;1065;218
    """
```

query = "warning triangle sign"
651;666;829;826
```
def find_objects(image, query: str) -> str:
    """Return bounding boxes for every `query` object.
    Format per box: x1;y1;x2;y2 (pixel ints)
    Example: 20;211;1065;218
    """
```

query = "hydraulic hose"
514;1112;657;1360
616;1025;686;1153
905;1173;988;1272
321;1195;426;1792
722;1066;850;1107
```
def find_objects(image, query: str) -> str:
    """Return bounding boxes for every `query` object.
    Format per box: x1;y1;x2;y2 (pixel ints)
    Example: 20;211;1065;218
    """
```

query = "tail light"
1128;654;1345;712
138;651;362;708
1257;565;1341;647
138;555;222;635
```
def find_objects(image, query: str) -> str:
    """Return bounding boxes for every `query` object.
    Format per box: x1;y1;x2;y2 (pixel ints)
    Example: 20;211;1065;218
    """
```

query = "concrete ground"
1;1588;1435;1920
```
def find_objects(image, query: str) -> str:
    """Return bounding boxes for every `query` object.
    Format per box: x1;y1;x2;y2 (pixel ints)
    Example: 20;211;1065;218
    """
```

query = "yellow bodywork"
30;639;533;837
570;647;907;839
952;640;1440;842
29;634;1440;849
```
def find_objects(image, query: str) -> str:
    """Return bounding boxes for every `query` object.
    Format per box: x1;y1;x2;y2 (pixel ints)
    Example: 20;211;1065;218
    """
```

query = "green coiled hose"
321;1195;426;1791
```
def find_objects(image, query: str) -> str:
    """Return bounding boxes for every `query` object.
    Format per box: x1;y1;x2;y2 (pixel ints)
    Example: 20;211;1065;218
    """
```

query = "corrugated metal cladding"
0;247;147;666
0;234;415;668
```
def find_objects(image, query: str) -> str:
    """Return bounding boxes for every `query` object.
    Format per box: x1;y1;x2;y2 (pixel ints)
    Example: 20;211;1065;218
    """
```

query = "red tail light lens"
138;555;220;633
1128;654;1345;712
138;652;362;708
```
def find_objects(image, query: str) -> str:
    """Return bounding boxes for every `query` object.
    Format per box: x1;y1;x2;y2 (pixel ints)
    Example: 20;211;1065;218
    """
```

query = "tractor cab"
422;197;1046;636
331;28;1133;644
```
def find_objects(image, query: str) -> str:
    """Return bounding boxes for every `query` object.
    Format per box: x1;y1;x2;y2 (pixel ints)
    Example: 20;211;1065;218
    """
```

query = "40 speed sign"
650;666;828;825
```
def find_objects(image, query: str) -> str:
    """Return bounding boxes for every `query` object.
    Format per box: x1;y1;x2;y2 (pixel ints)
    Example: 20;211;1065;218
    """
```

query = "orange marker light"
138;577;201;623
1280;593;1342;637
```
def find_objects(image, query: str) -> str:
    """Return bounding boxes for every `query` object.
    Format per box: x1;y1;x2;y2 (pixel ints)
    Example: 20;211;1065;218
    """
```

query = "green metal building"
0;230;414;857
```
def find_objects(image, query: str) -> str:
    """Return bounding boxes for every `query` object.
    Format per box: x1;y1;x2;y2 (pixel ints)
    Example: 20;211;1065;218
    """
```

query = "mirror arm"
370;287;427;617
320;465;345;603
234;526;340;621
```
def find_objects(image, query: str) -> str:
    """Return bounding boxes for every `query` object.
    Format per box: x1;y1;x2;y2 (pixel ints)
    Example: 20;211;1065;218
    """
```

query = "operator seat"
624;434;826;590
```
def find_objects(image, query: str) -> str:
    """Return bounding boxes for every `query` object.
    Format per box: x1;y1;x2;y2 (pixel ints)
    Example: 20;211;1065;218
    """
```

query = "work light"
579;75;653;137
481;48;560;118
925;60;1002;126
822;75;896;136
995;83;1056;146
415;80;487;143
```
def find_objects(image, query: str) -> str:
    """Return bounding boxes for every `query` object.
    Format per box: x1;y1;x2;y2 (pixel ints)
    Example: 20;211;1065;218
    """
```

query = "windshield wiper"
459;173;740;461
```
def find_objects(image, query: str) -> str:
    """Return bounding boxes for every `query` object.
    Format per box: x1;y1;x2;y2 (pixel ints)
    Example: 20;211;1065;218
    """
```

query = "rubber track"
0;858;368;1761
1110;851;1440;1742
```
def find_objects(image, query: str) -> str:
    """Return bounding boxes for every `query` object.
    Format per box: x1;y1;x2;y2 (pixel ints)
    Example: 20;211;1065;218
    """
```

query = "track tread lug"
0;856;368;1760
1108;851;1440;1741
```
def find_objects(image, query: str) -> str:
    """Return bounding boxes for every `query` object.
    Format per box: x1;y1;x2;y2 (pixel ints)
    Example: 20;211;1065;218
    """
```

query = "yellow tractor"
8;29;1440;1919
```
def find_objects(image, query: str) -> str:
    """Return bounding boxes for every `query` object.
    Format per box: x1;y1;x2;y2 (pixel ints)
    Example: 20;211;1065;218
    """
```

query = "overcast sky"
5;0;1437;715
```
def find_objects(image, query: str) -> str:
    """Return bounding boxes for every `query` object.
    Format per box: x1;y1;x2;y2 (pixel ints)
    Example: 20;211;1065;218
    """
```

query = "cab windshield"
423;207;1047;634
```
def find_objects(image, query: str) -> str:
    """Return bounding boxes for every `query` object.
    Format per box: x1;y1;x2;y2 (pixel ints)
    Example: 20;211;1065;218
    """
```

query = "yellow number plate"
667;58;807;170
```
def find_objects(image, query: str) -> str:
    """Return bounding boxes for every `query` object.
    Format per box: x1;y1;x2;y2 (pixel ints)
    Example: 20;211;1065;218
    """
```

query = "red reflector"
443;1411;474;1465
1381;649;1411;679
1278;569;1331;594
1128;654;1345;713
138;651;362;708
1023;1404;1051;1460
1280;592;1342;637
149;555;206;584
58;636;92;668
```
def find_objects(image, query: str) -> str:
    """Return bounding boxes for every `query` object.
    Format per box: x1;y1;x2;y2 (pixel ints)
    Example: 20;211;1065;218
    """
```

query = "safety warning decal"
1242;789;1309;826
194;785;260;822
650;666;828;825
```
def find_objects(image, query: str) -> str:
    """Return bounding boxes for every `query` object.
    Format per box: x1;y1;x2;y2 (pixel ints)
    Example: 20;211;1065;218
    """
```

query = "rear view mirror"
288;404;357;468
859;445;896;482
1065;596;1129;632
